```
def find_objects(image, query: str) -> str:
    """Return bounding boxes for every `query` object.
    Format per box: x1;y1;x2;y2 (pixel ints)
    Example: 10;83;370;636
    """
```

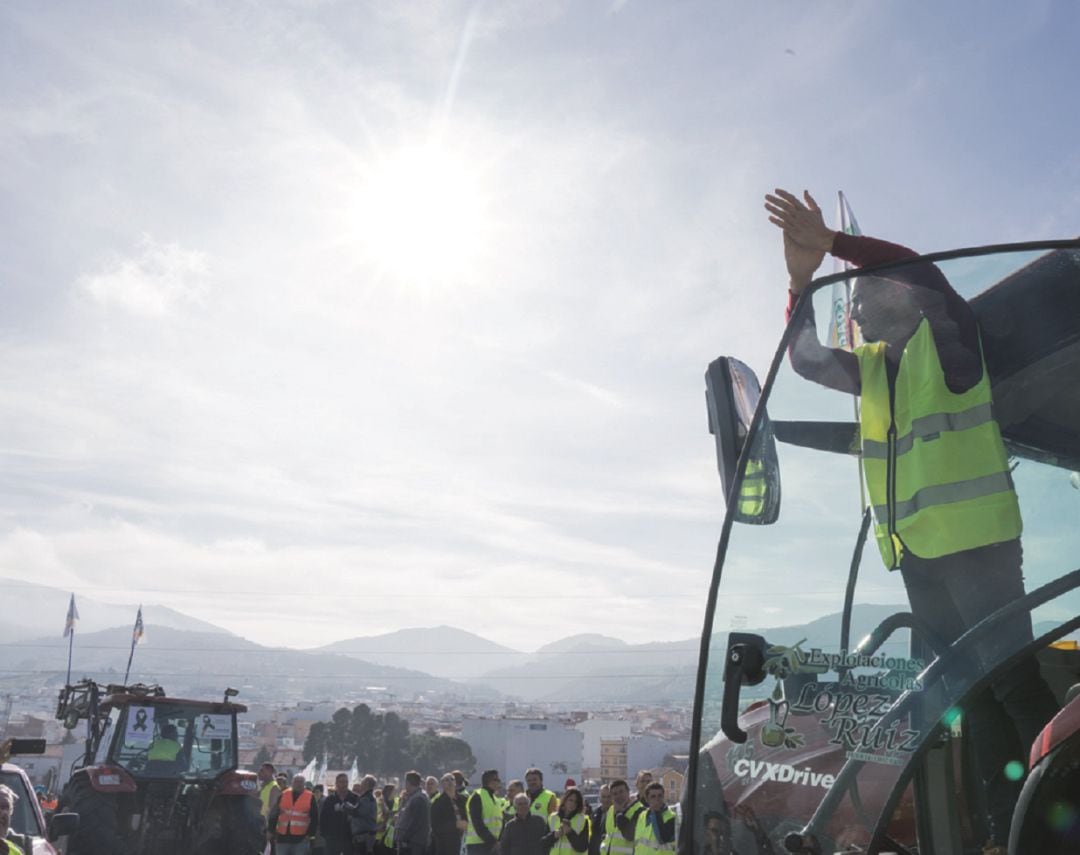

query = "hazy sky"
2;1;1078;649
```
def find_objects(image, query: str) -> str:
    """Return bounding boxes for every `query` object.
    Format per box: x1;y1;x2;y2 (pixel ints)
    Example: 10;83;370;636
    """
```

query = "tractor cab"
686;241;1080;854
92;691;243;780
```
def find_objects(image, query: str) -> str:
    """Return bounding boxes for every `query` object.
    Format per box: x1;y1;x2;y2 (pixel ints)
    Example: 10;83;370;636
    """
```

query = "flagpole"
123;634;136;686
63;593;78;686
66;628;74;686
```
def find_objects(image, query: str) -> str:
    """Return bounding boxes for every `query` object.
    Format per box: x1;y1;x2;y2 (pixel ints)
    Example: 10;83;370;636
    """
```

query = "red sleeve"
830;232;920;267
784;289;798;324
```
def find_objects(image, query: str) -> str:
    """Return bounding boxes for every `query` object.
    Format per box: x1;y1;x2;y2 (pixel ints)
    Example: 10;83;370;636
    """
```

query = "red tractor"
56;680;264;855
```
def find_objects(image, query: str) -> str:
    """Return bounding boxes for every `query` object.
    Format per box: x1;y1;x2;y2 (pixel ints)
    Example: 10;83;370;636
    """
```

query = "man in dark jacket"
431;773;468;855
500;793;548;855
588;786;610;855
351;776;379;855
395;771;432;855
321;773;361;855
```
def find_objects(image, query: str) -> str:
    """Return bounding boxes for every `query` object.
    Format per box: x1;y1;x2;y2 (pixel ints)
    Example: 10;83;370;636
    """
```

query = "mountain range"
6;580;1067;707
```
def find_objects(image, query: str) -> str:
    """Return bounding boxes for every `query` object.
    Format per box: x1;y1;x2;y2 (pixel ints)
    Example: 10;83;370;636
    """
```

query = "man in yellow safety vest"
765;186;1059;850
632;784;674;855
464;769;503;855
600;779;643;855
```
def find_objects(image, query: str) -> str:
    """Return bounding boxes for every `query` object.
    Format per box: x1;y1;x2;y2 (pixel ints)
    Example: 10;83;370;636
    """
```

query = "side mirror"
48;811;80;841
705;357;781;524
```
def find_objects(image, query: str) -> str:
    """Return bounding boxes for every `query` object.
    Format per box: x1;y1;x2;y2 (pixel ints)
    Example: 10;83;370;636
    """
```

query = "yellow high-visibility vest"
548;813;589;855
632;808;675;855
737;459;766;518
855;318;1020;568
259;780;280;818
465;789;504;846
602;803;643;855
529;789;558;818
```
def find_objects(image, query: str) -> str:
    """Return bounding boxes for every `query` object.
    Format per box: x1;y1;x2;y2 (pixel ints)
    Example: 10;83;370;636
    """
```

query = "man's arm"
565;820;589;852
396;795;417;841
765;189;860;394
613;810;636;841
309;796;320;838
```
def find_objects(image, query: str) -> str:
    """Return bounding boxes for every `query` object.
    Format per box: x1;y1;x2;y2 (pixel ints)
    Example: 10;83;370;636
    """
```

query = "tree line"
301;703;476;776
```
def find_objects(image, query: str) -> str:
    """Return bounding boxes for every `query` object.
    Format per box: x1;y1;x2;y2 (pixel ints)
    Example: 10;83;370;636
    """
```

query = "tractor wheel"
215;795;265;855
62;774;129;855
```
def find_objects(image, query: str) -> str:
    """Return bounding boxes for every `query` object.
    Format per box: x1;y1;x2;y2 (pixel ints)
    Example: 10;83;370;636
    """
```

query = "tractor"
56;679;264;855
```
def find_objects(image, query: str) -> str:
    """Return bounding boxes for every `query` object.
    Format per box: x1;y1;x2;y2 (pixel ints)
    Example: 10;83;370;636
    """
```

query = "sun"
352;143;490;288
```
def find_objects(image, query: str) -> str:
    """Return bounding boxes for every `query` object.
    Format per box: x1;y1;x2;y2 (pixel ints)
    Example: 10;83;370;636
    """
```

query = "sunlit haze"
2;1;1078;650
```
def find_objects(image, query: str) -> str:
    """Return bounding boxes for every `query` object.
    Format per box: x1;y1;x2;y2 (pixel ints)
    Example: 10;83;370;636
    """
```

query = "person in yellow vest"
523;769;558;819
631;784;674;855
147;723;182;763
542;787;589;855
766;187;1059;850
259;763;283;828
0;785;27;855
375;782;400;855
600;780;643;855
269;773;320;855
464;769;503;855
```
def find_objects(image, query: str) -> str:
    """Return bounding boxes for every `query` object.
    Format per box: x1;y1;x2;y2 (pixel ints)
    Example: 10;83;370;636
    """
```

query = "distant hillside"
0;578;229;643
475;604;910;703
0;625;501;704
313;625;526;680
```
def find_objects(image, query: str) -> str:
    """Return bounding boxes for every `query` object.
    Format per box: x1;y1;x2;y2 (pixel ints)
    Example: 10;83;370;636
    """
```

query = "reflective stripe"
863;401;996;459
737;460;767;517
276;790;313;837
874;470;1015;524
855;319;1020;566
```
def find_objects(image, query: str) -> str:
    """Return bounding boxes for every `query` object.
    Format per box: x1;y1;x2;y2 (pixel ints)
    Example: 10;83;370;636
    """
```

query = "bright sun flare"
354;144;490;288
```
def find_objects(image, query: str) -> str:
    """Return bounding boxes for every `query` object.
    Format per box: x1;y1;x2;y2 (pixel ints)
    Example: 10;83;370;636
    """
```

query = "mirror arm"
720;633;767;743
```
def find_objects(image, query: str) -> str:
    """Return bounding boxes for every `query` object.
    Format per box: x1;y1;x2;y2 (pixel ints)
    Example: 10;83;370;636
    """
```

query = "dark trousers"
901;539;1059;842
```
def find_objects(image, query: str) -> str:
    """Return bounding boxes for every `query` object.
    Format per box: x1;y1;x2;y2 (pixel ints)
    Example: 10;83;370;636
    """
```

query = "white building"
626;734;690;778
574;719;632;776
461;718;583;786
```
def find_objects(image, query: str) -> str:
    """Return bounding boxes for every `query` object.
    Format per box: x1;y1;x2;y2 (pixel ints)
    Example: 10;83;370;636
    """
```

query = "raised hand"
764;189;835;294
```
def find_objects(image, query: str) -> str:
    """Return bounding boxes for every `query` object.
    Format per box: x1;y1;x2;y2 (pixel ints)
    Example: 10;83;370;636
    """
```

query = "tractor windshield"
113;701;238;780
688;243;1080;854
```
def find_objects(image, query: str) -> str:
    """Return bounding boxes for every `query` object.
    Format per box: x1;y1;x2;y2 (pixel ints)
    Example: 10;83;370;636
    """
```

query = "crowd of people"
257;764;675;855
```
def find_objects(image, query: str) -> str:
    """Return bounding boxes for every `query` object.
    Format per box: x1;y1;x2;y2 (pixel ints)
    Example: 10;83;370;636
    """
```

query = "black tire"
213;795;265;855
63;773;129;855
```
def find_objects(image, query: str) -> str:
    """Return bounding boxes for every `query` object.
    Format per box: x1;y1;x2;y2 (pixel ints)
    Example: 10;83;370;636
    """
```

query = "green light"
1046;801;1077;833
941;707;962;727
1003;760;1025;782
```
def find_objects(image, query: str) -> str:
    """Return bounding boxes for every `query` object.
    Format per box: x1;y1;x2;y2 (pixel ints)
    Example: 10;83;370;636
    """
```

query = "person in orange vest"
269;773;320;855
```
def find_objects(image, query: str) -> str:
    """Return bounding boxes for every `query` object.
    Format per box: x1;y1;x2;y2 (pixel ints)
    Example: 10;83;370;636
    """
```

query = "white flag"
826;191;864;351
